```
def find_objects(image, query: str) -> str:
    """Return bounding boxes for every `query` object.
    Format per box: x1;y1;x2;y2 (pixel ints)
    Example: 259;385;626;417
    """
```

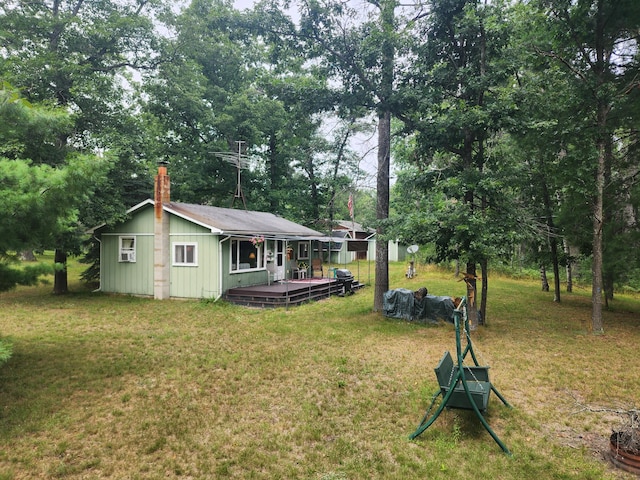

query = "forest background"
1;0;639;334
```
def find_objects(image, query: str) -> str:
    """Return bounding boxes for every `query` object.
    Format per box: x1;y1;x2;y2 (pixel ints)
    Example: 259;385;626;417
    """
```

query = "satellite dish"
407;245;419;254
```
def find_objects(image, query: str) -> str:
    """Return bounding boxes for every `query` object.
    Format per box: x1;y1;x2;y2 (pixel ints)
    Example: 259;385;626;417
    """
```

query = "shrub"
0;338;12;366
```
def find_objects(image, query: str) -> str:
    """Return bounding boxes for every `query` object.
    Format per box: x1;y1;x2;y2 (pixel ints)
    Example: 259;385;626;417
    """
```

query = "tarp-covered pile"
383;288;455;323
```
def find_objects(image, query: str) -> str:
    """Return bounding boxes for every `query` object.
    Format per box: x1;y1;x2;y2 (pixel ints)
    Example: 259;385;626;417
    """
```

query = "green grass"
0;257;639;479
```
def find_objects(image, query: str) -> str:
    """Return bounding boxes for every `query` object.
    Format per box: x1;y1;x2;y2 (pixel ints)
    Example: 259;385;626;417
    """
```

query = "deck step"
224;279;360;308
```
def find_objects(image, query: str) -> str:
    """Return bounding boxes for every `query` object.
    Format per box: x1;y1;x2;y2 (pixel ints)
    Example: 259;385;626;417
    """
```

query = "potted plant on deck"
297;261;309;278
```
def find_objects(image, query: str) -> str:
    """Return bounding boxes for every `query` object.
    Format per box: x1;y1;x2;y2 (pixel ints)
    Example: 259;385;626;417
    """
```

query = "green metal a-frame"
409;297;512;455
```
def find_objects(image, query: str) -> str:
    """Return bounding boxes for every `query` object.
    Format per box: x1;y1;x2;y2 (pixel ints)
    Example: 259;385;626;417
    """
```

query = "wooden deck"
224;278;360;307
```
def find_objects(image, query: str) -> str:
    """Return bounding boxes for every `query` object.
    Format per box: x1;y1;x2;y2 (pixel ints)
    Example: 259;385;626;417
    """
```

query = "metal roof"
165;202;323;237
333;220;374;233
89;199;327;239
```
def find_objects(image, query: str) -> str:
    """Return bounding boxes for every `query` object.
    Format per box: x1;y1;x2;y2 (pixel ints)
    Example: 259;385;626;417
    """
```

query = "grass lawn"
0;257;639;479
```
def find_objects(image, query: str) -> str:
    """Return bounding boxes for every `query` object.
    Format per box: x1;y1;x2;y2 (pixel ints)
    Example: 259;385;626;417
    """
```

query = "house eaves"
89;199;325;238
86;199;155;234
332;219;375;234
166;203;323;238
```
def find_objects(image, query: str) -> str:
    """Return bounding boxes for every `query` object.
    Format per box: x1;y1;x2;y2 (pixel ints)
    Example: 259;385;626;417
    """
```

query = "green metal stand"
409;297;512;455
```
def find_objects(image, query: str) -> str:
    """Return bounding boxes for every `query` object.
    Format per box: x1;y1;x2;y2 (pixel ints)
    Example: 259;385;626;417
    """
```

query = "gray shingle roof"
166;202;323;237
333;220;374;233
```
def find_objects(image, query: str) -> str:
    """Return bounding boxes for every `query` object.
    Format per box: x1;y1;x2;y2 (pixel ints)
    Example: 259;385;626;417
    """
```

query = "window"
298;242;310;259
173;243;197;266
231;238;263;272
119;236;136;262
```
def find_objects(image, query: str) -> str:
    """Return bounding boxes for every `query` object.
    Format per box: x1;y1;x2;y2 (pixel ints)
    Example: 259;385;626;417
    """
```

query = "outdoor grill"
335;268;354;295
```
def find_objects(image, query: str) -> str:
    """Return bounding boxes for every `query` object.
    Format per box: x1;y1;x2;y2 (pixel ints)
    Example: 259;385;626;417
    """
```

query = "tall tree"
397;0;516;324
0;86;107;291
250;1;371;225
143;0;338;222
268;0;415;310
506;36;576;303
531;0;640;333
0;0;162;293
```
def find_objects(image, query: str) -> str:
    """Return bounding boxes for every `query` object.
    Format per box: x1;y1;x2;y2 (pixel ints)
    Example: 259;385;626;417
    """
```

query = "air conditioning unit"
120;251;135;262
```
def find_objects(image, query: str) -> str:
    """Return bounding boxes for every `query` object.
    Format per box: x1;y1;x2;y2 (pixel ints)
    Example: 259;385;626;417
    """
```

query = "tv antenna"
213;141;250;209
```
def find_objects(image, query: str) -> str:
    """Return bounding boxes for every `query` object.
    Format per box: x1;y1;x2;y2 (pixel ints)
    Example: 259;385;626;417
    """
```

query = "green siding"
336;245;349;265
99;207;154;296
100;205;327;299
169;216;220;299
99;207;222;298
108;206;154;234
220;239;271;292
100;234;154;296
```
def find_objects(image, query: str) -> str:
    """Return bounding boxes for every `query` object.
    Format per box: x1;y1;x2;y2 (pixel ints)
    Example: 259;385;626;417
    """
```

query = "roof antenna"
213;141;250;209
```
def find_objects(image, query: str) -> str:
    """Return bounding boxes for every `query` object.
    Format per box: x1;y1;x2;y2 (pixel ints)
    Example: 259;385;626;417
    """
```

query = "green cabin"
90;166;325;300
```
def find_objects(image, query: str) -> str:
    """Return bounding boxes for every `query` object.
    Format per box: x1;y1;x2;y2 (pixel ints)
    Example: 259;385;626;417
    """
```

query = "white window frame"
230;238;263;272
119;236;136;262
173;242;198;266
298;242;310;260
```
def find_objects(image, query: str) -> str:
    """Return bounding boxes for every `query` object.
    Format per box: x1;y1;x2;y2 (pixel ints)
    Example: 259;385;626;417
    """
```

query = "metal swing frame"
409;297;512;455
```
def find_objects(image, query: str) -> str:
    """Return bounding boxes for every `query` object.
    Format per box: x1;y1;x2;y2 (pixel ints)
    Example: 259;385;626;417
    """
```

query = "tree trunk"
551;246;561;302
268;132;279;213
373;0;394;312
603;271;614;307
541;178;561;302
591;129;605;334
564;240;573;293
540;264;549;291
590;66;611;333
306;154;320;222
53;248;68;295
479;258;487;326
466;262;478;330
373;110;391;311
20;250;37;261
325;126;352;229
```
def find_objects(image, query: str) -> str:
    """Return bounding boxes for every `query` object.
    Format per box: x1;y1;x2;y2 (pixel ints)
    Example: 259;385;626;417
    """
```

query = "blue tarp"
383;289;455;324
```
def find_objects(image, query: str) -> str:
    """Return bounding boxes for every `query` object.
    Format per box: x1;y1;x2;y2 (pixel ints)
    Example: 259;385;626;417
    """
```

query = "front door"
275;240;286;280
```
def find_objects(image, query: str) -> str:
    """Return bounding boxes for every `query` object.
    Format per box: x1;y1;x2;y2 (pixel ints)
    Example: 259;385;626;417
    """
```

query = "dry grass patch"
0;260;638;479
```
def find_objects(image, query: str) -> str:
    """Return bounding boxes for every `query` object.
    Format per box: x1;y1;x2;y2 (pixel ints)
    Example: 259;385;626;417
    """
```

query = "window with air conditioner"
119;236;136;262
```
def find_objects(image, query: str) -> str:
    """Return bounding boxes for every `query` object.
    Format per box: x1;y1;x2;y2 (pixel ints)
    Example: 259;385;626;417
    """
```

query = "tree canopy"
1;0;639;331
0;86;107;291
